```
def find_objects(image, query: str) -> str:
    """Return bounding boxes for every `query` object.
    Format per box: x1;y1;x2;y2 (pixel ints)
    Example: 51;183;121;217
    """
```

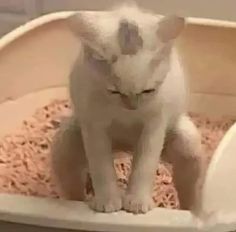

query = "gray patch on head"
117;19;143;55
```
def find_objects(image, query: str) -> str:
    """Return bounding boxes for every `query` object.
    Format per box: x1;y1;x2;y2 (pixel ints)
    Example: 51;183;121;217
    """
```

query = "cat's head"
68;4;185;110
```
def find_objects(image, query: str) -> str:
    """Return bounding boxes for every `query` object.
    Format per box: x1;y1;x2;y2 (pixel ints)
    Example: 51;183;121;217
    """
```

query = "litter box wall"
1;11;236;232
178;20;236;117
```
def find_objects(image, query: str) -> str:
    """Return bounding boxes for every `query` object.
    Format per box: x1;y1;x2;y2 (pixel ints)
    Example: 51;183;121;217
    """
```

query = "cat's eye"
142;89;155;94
107;86;121;94
109;90;121;94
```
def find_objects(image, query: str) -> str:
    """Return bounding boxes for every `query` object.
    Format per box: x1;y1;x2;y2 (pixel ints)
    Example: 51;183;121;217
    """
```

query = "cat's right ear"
157;15;185;42
67;13;97;44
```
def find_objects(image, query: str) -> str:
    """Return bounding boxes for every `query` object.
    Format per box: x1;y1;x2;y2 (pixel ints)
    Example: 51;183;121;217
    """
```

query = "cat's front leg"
123;117;166;214
81;122;122;212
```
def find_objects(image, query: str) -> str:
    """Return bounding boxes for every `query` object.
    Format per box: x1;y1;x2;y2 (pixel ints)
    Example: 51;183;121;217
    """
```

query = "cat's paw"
123;194;155;214
88;195;122;213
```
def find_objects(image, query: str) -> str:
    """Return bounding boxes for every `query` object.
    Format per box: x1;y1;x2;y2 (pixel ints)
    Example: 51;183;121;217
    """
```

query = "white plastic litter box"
1;11;236;232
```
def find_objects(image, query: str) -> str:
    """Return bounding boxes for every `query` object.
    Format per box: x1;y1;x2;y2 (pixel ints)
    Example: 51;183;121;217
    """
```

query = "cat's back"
159;48;188;118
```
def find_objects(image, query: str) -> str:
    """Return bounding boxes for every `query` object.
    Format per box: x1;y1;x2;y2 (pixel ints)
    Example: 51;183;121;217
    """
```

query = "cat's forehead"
90;7;160;56
111;51;158;92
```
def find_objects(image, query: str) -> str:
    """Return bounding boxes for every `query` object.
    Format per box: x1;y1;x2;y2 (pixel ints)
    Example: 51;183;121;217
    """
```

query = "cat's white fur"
51;4;204;214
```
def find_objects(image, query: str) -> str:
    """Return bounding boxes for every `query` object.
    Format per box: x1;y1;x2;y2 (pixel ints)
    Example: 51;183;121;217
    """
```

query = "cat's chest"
111;109;143;126
110;112;143;143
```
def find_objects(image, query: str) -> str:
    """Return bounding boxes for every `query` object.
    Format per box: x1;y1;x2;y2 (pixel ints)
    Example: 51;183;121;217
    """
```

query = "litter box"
1;11;236;232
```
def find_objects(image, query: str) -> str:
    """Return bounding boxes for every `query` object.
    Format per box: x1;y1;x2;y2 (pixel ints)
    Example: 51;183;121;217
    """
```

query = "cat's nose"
121;94;139;110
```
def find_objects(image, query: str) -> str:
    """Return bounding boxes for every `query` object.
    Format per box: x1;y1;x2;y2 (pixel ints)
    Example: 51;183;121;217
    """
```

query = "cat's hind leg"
51;116;88;201
162;115;207;213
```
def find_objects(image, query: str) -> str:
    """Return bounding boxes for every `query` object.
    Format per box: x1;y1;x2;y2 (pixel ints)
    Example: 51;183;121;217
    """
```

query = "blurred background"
1;0;236;37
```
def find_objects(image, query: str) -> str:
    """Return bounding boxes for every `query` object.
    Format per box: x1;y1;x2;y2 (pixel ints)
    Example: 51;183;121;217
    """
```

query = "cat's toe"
123;194;155;214
89;195;122;213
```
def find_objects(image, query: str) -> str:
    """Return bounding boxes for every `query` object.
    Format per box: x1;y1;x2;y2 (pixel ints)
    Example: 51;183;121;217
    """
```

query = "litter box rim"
1;10;236;52
0;194;200;232
0;10;236;232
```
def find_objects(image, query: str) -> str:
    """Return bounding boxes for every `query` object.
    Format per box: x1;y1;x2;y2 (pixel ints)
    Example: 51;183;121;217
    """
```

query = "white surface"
202;121;236;216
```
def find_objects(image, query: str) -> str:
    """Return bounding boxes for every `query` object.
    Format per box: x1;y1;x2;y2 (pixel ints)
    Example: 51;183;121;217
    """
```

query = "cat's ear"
157;15;185;42
67;12;107;57
67;12;97;44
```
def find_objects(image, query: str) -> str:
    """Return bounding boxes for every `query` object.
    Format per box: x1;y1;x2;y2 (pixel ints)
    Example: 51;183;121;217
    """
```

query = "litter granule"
0;99;234;209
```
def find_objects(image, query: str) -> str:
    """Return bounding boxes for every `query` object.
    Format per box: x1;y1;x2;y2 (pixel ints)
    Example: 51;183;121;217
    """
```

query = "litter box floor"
0;97;234;210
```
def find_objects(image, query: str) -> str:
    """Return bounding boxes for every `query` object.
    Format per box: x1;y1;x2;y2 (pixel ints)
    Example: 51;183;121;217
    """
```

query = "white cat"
51;4;204;214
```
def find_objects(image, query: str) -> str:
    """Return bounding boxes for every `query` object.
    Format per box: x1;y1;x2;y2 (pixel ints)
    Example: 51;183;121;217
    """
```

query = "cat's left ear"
67;12;107;56
67;12;97;44
157;15;185;42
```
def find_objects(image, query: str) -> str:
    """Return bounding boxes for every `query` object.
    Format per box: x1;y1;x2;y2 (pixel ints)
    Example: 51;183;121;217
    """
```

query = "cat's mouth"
123;105;138;110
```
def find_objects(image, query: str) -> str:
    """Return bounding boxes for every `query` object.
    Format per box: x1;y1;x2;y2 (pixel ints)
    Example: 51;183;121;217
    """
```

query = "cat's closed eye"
108;89;121;95
107;88;156;95
142;89;155;94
